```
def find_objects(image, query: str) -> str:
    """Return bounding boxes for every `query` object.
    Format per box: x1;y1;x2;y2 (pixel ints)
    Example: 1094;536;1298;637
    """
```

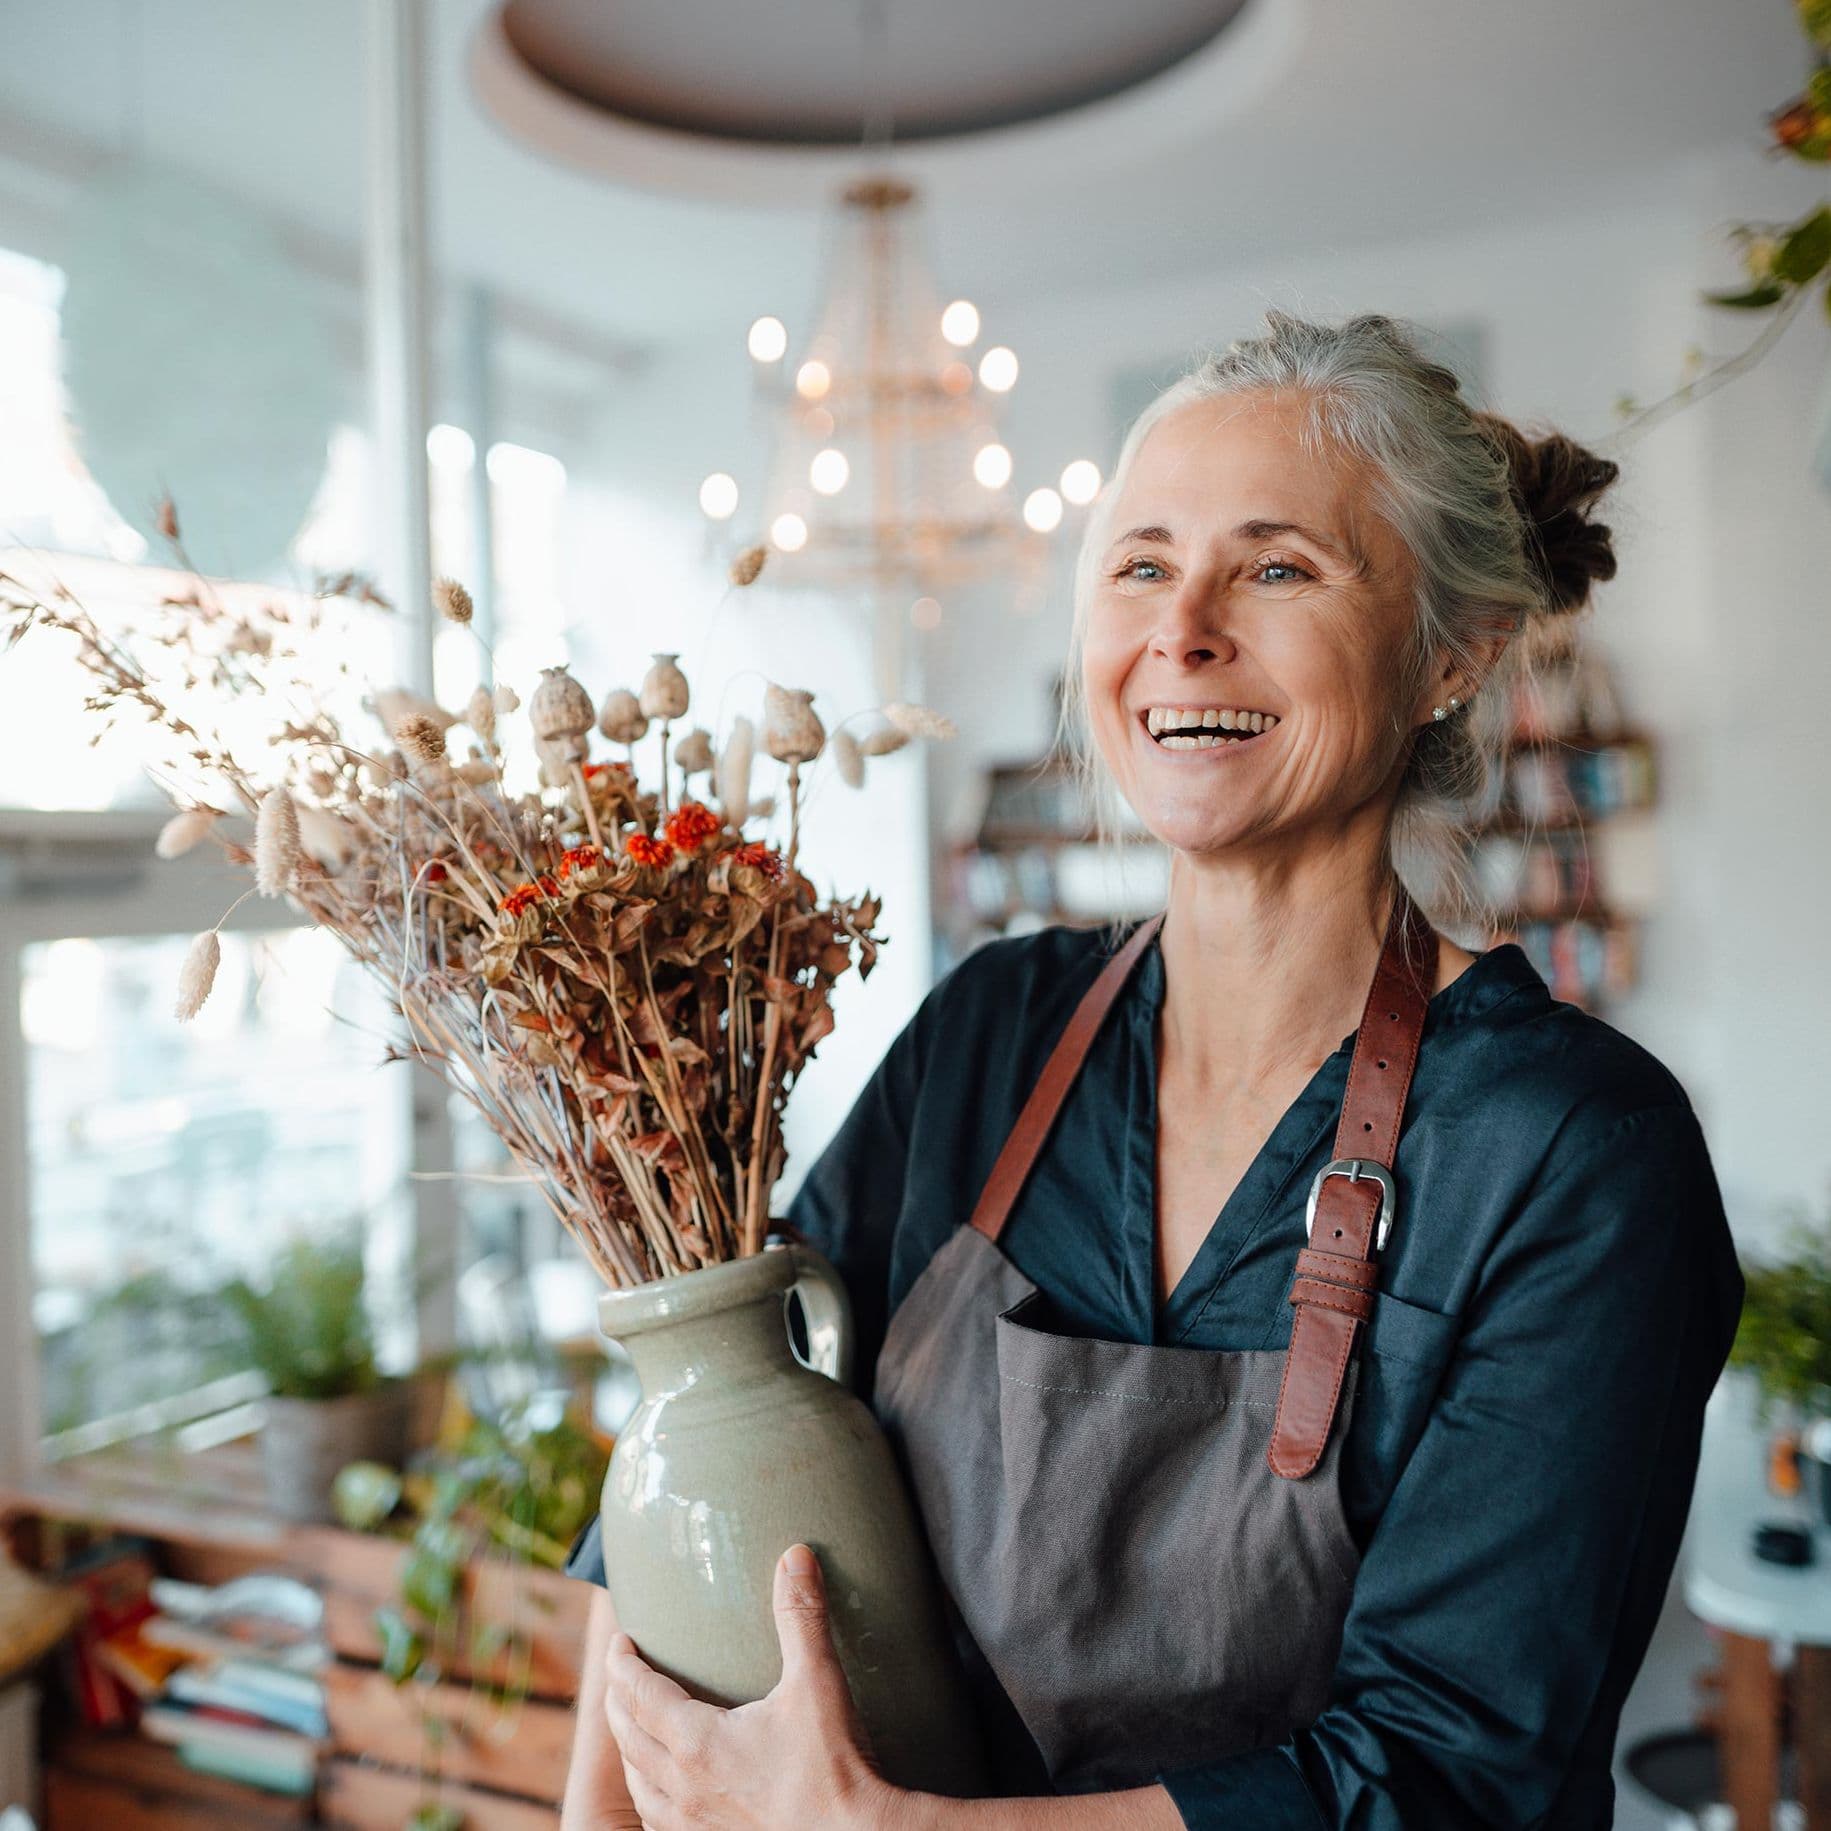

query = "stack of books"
62;1545;330;1800
141;1656;328;1796
137;1572;328;1796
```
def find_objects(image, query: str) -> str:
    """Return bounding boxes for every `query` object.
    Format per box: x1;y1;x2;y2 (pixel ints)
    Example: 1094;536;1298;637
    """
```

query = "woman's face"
1081;390;1430;863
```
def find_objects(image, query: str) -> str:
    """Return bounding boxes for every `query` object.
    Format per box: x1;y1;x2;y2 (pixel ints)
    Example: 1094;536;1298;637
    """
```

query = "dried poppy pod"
763;684;825;765
531;666;595;745
640;653;690;722
674;726;715;776
598;687;648;746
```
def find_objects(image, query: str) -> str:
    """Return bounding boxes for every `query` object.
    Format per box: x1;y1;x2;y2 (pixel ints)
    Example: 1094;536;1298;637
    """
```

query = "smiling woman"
561;313;1741;1831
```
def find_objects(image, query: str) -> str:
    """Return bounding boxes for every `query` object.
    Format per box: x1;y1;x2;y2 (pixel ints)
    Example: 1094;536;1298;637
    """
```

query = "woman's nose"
1148;588;1237;668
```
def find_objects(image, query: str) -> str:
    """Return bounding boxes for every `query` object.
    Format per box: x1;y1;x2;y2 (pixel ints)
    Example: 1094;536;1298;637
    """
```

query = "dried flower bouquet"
3;541;955;1288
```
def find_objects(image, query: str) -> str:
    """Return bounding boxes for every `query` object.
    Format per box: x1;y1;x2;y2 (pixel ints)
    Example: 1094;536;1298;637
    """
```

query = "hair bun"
1474;413;1620;614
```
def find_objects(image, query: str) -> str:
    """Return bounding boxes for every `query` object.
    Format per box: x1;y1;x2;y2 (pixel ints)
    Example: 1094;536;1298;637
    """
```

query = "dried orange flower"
663;801;721;853
625;833;675;868
559;844;604;877
731;841;784;880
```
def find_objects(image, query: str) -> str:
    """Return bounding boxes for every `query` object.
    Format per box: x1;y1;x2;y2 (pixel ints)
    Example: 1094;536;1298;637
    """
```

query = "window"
24;928;412;1454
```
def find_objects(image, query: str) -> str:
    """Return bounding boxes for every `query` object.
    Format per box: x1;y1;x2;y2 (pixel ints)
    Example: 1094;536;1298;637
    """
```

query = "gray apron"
872;891;1439;1794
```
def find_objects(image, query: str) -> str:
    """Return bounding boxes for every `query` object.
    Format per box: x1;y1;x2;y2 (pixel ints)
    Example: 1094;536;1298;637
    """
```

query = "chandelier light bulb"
747;316;788;362
978;346;1019;392
973;443;1013;490
809;448;850;495
940;300;980;347
795;359;832;400
911;596;943;630
770;512;809;552
1060;459;1102;505
1023;487;1064;533
698;472;740;520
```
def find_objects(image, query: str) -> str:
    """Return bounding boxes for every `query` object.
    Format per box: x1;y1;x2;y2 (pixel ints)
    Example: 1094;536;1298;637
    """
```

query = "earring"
1431;704;1447;721
1448;694;1462;712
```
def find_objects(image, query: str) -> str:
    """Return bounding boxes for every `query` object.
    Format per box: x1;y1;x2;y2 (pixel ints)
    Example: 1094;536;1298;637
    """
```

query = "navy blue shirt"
567;922;1744;1829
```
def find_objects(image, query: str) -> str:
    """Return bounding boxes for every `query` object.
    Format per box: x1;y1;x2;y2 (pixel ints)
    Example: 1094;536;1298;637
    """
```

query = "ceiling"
0;0;1806;365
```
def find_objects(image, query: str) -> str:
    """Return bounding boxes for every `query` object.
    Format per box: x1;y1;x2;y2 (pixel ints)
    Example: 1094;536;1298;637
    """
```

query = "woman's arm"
562;1586;643;1831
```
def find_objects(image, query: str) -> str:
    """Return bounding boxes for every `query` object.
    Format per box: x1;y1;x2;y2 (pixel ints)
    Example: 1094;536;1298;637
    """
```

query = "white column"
0;943;40;1491
364;0;457;1360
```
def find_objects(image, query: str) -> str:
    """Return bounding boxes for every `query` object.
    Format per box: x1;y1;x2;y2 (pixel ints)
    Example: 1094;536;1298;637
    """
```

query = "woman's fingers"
604;1631;727;1793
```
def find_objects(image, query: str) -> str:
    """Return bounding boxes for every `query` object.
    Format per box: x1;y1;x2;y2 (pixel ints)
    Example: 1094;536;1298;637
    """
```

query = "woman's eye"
1255;557;1312;584
1118;557;1168;582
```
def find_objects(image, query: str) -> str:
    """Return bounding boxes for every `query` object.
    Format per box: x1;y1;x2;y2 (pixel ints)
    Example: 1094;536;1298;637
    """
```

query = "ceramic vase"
595;1243;984;1796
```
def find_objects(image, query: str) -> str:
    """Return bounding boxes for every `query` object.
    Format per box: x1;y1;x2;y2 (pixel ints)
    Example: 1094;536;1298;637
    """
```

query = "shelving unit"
1472;621;1658;1010
2;1448;590;1829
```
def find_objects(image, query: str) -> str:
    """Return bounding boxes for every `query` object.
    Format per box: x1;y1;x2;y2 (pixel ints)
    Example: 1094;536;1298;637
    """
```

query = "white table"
1684;1375;1831;1827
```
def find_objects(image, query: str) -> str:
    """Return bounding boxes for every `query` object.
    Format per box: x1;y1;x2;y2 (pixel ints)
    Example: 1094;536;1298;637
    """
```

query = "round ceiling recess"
473;0;1307;204
498;0;1254;144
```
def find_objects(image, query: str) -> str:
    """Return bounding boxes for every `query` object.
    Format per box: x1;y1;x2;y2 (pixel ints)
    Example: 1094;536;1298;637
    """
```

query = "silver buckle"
1305;1158;1397;1253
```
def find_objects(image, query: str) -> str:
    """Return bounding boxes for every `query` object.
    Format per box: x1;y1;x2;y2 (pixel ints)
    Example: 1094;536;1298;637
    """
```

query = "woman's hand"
603;1543;901;1830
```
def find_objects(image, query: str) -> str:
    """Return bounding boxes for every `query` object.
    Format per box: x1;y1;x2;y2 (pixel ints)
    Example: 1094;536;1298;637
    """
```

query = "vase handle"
782;1243;855;1389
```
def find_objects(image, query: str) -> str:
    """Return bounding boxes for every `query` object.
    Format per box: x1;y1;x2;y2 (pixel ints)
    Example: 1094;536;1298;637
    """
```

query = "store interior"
0;2;1828;1827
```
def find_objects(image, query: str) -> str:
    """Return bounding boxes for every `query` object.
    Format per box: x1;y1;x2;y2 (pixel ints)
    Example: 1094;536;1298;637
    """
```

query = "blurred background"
0;2;1827;1827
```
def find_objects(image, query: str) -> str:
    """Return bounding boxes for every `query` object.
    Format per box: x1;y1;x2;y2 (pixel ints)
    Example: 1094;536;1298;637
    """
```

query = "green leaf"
1824;276;1831;323
1704;281;1786;310
1799;0;1831;53
1775;207;1831;284
373;1606;423;1683
407;1808;464;1831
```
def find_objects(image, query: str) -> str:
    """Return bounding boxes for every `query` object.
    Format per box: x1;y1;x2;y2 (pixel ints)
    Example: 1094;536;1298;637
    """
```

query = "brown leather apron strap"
1267;886;1438;1479
969;915;1166;1243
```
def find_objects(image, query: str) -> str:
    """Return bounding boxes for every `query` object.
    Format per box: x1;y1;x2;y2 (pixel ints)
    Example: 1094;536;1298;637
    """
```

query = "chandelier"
699;174;1103;698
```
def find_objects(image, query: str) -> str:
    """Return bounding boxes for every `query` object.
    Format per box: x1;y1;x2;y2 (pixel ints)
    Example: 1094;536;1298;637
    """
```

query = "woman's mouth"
1140;705;1281;750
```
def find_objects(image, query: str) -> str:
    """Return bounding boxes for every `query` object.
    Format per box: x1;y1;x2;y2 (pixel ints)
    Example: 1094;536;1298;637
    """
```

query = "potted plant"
1729;1209;1831;1521
224;1234;415;1524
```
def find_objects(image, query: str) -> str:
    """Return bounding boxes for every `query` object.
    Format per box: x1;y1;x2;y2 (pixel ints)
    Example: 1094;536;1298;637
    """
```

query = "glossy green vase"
595;1243;985;1797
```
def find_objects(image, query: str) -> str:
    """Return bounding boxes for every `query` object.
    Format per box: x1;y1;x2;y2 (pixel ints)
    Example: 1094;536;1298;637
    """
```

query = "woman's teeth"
1145;706;1279;749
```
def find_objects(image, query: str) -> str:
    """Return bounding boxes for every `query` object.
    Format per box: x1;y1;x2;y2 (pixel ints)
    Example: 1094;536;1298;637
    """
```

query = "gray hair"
1062;310;1612;935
